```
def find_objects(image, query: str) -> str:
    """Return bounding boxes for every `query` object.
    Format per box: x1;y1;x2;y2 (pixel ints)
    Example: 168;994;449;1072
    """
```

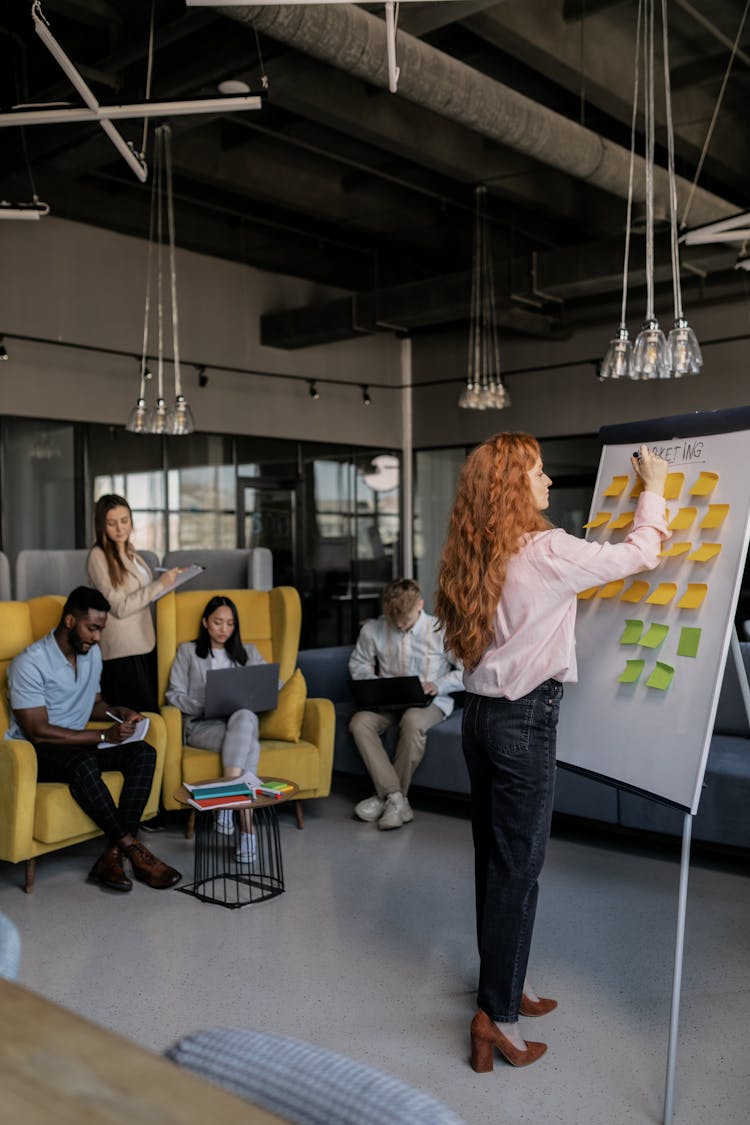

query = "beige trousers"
349;703;445;798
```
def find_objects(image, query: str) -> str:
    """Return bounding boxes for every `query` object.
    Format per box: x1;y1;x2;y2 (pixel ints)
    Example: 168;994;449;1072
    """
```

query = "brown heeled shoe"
470;1010;547;1072
520;993;558;1017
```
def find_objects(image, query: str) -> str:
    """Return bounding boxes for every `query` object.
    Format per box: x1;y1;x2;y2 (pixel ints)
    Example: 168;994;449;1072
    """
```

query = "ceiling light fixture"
126;125;194;435
0;198;50;220
600;0;701;381
197;366;209;387
361;384;371;406
459;185;510;410
0;337;8;361
308;380;320;400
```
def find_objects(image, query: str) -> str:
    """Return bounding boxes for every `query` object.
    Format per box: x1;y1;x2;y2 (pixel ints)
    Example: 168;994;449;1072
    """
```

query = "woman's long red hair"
435;433;550;671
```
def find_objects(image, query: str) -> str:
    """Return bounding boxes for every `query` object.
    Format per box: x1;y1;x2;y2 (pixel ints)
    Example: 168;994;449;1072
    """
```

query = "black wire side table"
175;779;298;909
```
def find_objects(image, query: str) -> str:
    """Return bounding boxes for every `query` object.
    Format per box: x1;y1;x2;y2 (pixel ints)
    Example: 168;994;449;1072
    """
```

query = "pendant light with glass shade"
600;0;702;382
126;124;195;434
458;186;510;411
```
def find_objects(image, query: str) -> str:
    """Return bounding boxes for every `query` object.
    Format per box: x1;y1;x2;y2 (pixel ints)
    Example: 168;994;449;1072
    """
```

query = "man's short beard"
67;625;88;654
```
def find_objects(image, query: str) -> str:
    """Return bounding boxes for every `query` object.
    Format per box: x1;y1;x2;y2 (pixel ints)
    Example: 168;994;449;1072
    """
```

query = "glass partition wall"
0;417;401;647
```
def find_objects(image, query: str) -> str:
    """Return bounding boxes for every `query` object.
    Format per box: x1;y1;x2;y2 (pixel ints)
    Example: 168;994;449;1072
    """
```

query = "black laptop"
204;663;280;719
350;675;433;711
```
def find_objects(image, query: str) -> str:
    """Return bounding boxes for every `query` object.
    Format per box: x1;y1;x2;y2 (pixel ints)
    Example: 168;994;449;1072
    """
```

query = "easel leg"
663;811;692;1125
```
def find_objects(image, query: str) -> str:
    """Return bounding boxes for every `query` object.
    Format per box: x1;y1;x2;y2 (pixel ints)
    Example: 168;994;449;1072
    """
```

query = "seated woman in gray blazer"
87;494;181;713
166;595;266;866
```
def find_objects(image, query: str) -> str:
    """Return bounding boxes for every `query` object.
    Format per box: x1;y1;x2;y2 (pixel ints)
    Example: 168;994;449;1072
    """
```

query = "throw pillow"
259;668;306;742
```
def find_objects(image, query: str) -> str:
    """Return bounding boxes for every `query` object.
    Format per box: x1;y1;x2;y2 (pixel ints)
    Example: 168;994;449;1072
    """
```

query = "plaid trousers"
34;740;156;843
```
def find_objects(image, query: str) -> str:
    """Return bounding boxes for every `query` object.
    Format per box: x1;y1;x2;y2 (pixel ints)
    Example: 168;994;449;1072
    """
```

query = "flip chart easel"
555;405;750;1125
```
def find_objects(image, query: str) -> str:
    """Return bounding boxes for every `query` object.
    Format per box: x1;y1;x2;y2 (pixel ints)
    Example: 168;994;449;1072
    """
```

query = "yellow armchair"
0;597;166;892
156;587;334;826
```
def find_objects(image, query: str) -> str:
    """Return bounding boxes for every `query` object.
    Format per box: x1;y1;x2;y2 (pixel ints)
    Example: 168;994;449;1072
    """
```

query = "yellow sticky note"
664;473;685;501
583;512;611;529
577;586;599;600
677;583;708;610
609;511;635;530
645;583;678;606
668;507;697;531
630;479;644;499
621;580;650;603
689;471;719;497
603;475;629;497
659;542;692;558
596;579;625;599
700;504;729;530
687;543;722;563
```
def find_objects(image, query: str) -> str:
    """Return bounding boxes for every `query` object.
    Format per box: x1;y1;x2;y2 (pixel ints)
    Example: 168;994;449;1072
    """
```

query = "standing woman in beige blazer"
87;494;180;713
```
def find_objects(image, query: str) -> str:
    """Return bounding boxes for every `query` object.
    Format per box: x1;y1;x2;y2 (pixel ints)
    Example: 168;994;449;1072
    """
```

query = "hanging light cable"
149;128;168;434
632;0;671;380
126;123;159;434
600;0;643;381
661;0;702;377
163;125;194;435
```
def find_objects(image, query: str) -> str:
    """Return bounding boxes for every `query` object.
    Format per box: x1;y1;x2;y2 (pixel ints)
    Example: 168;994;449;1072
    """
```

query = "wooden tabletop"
0;978;288;1125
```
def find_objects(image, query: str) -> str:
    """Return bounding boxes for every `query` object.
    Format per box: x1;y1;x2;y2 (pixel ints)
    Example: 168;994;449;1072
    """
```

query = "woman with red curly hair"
436;433;669;1072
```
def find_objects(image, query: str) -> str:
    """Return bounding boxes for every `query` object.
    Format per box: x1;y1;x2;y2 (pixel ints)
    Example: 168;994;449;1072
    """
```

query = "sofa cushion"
259;669;306;742
34;775;123;843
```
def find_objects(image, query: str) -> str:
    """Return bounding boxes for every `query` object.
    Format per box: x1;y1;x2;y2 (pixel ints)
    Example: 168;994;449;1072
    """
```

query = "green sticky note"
645;662;675;691
619;619;644;645
640;623;669;649
677;627;701;658
618;659;644;684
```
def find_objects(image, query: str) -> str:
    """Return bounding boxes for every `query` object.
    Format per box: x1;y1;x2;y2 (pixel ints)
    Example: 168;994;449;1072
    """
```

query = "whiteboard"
556;406;750;813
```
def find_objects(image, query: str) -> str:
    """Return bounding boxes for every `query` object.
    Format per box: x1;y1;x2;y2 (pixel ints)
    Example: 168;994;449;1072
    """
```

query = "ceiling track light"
197;365;209;387
0;199;50;220
308;380;320;400
0;337;8;360
361;384;372;406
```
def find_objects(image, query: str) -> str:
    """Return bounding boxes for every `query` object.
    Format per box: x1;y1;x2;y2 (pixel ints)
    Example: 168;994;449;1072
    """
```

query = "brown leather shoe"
470;1009;547;1071
89;845;132;892
520;993;558;1017
123;840;181;890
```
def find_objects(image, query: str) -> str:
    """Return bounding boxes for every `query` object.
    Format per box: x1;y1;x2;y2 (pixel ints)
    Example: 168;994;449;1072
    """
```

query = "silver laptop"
203;663;280;719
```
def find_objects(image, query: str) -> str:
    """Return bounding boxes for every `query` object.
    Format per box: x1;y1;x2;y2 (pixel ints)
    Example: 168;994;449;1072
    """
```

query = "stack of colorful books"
183;779;255;812
254;780;296;800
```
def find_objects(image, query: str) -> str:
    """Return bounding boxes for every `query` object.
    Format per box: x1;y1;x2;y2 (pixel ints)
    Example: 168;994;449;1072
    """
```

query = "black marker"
632;450;641;459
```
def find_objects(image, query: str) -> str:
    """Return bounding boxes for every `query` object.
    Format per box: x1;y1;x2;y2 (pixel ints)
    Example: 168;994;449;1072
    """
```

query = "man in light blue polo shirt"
8;586;180;894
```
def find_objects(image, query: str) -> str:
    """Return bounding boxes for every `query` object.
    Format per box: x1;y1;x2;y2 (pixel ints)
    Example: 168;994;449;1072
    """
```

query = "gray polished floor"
1;779;748;1125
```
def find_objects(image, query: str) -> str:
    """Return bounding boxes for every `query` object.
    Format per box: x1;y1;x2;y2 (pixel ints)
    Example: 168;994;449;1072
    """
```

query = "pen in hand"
105;711;123;724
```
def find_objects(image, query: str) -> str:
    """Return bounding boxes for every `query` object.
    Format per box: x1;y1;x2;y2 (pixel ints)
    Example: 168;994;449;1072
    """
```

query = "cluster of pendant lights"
126;124;195;435
458;186;510;410
600;0;702;382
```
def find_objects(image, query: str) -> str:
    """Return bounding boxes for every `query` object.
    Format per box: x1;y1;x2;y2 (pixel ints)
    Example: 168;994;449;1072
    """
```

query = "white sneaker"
235;833;257;865
354;794;385;822
216;809;234;836
378;792;406;831
401;796;414;823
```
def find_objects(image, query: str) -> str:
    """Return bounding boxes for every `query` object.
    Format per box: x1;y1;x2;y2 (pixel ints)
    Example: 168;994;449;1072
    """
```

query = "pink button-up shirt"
464;490;670;701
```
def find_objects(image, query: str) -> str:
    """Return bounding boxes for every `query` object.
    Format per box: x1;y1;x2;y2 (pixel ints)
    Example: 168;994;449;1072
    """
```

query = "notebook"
203;663;280;719
350;675;433;711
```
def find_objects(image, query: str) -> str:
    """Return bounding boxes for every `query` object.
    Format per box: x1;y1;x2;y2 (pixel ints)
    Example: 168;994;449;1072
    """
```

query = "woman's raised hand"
158;566;184;590
630;444;668;495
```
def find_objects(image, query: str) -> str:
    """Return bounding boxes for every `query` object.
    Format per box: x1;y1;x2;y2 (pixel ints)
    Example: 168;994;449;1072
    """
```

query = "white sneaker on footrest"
215;809;234;836
235;833;257;865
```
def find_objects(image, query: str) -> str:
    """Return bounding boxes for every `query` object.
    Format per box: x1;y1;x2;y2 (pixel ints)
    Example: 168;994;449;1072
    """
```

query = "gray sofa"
296;643;750;849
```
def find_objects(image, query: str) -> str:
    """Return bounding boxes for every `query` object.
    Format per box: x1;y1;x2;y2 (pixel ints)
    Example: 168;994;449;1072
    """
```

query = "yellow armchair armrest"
301;698;335;799
0;739;39;863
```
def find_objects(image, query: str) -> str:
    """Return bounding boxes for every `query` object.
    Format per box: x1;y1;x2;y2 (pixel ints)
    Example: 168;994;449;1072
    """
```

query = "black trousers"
34;740;156;844
462;681;563;1023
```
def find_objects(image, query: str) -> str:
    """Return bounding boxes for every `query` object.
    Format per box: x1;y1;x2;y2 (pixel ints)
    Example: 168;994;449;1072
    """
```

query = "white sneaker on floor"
401;796;414;823
235;833;257;865
354;794;385;822
215;809;234;836
378;792;407;831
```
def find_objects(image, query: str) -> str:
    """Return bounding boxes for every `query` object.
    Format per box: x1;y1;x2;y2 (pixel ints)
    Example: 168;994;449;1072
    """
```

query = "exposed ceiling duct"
218;2;736;229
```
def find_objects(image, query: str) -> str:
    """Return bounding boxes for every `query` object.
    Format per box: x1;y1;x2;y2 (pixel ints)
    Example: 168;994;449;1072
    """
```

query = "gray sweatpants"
185;708;261;774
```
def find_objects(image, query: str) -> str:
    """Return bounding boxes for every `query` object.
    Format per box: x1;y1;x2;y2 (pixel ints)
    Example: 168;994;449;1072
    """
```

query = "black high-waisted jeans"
462;680;563;1023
